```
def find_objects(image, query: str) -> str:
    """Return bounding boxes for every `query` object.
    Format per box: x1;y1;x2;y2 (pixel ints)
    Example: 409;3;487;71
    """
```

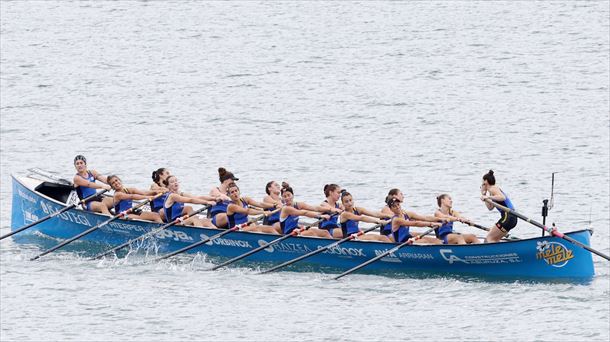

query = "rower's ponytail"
281;182;293;195
483;170;496;185
152;167;166;186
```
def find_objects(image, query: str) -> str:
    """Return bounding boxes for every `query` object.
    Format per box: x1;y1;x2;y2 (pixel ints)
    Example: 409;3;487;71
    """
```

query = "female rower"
339;190;392;242
480;170;517;243
319;184;344;238
279;183;332;237
434;194;479;244
380;188;403;216
107;175;163;223
163;175;217;227
72;155;112;215
150;167;171;220
222;183;279;234
208;167;238;227
262;181;283;233
386;197;442;244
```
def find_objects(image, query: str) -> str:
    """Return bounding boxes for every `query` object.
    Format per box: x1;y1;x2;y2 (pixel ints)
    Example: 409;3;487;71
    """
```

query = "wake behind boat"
9;174;596;281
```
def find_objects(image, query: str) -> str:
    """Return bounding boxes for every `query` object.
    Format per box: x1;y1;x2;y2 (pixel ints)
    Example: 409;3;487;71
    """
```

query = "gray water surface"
1;1;609;341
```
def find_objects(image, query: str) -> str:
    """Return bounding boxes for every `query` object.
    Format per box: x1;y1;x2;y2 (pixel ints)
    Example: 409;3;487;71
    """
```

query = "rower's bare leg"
214;213;228;228
463;233;480;244
90;201;110;215
447;234;466;245
256;224;279;235
332;229;343;239
414;236;442;244
485;225;506;243
300;228;330;238
137;212;163;223
102;197;114;210
272;222;282;234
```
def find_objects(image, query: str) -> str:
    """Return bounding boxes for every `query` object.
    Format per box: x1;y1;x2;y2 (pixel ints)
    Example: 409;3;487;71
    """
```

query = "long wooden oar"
334;226;437;280
485;199;610;261
1;190;109;241
30;194;161;261
91;205;211;260
209;218;326;271
154;215;264;262
259;223;383;275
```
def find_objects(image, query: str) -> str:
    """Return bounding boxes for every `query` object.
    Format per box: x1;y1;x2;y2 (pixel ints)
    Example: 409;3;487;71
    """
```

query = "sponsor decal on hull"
536;241;574;268
440;249;521;264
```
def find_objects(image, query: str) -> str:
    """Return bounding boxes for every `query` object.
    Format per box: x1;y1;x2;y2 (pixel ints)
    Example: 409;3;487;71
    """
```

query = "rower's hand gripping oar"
91;204;211;260
1;190;109;241
259;222;384;275
209;216;329;271
30;193;163;261
334;225;437;280
484;199;610;261
154;214;265;262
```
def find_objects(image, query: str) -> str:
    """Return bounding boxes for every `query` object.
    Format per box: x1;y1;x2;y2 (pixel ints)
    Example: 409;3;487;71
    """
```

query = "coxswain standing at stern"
72;155;112;215
480;170;517;243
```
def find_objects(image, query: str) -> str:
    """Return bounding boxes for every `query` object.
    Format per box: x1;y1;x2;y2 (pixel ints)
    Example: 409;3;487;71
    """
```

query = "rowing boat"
9;174;595;280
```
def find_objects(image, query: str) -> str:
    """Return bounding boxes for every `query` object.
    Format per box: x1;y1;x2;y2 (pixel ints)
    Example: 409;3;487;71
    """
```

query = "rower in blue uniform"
386;197;441;244
434;194;479;244
162;175;217;227
339;190;391;242
480;170;518;242
149;167;171;221
72;155;112;215
262;181;283;233
207;167;239;227
278;183;330;236
319;184;344;238
107;175;163;222
223;183;279;234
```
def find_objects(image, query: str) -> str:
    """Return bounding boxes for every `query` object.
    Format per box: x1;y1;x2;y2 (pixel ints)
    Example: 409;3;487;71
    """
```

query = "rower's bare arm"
210;187;231;201
357;207;390;219
246;197;275;209
73;174;111;190
91;170;108;184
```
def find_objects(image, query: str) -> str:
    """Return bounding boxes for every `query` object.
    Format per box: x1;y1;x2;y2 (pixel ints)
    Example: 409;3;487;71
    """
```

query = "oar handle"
485;199;609;261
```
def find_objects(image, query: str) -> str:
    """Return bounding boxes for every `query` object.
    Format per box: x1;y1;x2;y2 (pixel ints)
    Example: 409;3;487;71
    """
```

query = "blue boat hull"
10;176;595;280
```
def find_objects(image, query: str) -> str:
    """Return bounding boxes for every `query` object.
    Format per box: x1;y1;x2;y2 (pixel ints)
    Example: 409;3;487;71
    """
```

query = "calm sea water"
1;1;609;341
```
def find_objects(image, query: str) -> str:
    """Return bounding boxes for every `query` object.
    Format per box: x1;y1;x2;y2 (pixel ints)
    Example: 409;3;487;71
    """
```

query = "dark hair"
386;196;401;207
265;181;275;195
323;184;340;197
152;168;167;186
281;182;293;195
219;167;239;183
483;170;496;185
227;182;239;194
163;175;176;187
388;188;400;196
436;194;449;207
74;155;87;165
340;189;351;202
